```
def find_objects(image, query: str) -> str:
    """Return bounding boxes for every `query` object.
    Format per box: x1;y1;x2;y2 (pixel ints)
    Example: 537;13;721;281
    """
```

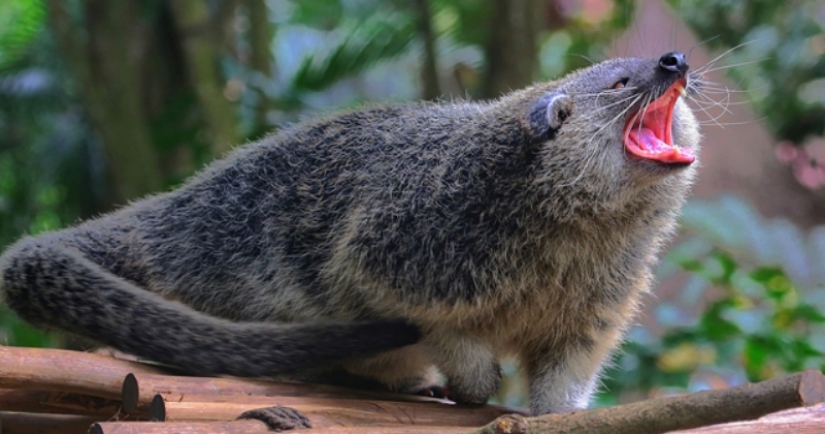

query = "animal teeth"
675;83;686;97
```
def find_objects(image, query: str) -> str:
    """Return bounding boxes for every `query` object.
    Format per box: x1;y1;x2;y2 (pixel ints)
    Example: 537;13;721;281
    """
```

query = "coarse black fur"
0;54;701;414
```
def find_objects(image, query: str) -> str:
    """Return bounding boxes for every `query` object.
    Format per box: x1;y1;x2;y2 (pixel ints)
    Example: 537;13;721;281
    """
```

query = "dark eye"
612;78;629;89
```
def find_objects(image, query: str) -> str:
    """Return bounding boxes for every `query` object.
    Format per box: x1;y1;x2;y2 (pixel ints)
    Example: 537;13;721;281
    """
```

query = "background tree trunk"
413;0;442;100
168;0;241;157
481;0;545;99
47;0;164;203
246;0;276;138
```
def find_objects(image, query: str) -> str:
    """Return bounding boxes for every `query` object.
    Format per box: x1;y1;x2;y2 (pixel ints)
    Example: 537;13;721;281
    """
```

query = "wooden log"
0;388;129;417
0;346;161;400
468;370;825;434
0;389;67;414
667;402;825;433
298;427;470;434
150;393;518;427
0;411;98;434
90;420;269;434
91;421;470;434
82;404;825;434
121;371;449;411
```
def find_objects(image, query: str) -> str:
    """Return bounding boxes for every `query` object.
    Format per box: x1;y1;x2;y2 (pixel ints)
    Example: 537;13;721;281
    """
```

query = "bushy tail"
0;236;420;377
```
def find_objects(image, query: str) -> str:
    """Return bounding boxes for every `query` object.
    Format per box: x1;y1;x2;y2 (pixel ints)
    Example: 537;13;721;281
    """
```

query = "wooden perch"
2;346;825;433
121;371;449;412
669;403;825;433
0;388;129;417
91;421;470;434
0;346;162;400
89;404;825;434
66;403;825;434
468;369;825;434
147;393;517;427
0;411;100;434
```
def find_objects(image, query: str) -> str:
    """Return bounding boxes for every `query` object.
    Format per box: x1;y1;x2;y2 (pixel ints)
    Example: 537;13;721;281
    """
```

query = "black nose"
658;52;688;76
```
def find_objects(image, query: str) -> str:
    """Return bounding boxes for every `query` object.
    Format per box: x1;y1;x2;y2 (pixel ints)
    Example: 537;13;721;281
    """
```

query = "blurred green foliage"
593;194;825;405
0;0;45;69
0;0;104;346
599;250;825;405
290;15;416;94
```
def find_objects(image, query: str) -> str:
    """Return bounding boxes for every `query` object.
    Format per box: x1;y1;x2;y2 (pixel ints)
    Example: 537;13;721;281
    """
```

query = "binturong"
0;52;701;415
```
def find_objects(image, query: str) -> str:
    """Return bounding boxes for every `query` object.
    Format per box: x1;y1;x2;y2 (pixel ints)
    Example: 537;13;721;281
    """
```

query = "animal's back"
0;52;702;415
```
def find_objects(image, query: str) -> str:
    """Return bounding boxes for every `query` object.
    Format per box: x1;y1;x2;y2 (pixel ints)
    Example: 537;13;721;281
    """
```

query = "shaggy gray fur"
0;54;701;414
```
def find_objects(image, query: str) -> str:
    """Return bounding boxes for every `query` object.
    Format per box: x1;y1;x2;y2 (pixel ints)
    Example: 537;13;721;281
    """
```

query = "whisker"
574;87;640;98
692;40;758;74
692;85;752;94
569;53;597;65
700;57;769;74
690;97;751;112
688;35;721;61
690;93;734;117
689;92;730;128
589;94;643;114
558;93;643;188
696;117;768;127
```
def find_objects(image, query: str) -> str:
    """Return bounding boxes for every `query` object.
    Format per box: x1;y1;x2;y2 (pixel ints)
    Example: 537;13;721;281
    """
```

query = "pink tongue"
627;126;696;164
638;127;668;152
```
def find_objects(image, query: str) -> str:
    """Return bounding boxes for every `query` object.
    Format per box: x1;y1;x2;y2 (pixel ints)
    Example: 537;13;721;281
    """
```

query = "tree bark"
0;412;99;434
2;347;825;433
413;0;441;100
0;346;162;399
246;0;275;136
0;388;132;417
669;403;825;433
91;421;469;434
168;0;240;157
468;370;825;434
482;0;545;98
147;394;515;426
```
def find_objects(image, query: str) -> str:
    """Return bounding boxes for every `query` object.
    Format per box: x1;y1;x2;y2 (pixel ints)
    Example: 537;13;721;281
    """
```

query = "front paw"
446;365;501;405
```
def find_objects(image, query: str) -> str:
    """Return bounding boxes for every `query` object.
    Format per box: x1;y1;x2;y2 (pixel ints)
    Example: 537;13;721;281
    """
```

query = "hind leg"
427;332;501;405
342;344;442;395
346;332;502;404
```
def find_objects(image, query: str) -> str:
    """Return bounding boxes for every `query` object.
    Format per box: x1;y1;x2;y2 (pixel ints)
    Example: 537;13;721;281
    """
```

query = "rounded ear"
526;93;573;140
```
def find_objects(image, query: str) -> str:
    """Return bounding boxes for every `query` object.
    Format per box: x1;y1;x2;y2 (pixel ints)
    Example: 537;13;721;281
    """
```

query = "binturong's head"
506;51;702;220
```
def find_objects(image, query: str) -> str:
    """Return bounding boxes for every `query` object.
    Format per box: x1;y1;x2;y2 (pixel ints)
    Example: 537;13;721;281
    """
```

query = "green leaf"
710;250;738;285
792;303;825;323
679;258;705;273
0;0;45;71
437;0;492;48
791;338;822;359
291;16;416;93
750;267;785;284
743;337;770;380
289;0;344;30
698;301;742;341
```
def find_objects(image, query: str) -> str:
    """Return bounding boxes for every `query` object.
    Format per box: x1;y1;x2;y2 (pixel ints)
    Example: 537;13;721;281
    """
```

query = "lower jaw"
625;151;694;175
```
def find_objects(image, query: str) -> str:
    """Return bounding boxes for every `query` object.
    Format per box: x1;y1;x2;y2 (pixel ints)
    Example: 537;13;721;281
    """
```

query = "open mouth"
623;79;695;165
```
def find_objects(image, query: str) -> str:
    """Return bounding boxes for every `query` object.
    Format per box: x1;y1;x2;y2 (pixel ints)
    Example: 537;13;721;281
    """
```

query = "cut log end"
121;373;139;414
149;394;166;421
797;370;825;406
